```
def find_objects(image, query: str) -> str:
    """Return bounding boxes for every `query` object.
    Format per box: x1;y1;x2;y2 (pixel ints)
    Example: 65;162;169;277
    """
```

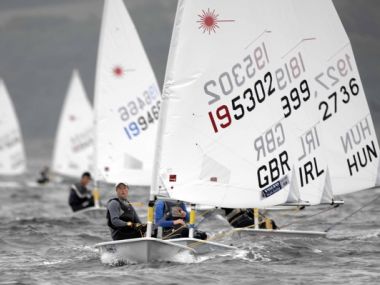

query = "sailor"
223;208;278;229
106;182;146;240
37;166;50;184
68;172;94;212
154;199;207;240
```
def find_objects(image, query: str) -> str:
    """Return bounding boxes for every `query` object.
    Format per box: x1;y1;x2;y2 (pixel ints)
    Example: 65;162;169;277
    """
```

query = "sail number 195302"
208;71;275;133
207;50;306;133
204;42;269;106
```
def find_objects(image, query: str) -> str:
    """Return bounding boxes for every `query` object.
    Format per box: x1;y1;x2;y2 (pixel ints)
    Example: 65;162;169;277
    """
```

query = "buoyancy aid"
163;200;185;221
225;208;256;228
106;198;139;230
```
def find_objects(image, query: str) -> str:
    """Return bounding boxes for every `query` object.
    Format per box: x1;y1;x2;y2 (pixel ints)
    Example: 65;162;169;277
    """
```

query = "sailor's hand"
179;209;186;218
126;221;133;227
134;223;141;228
173;219;185;225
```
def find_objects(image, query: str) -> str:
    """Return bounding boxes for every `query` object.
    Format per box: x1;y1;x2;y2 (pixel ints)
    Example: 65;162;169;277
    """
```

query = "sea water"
0;145;379;284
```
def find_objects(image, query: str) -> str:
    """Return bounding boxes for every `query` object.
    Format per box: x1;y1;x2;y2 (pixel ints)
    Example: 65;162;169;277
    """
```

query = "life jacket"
163;200;185;221
106;198;139;230
68;183;94;211
225;208;276;229
225;208;256;228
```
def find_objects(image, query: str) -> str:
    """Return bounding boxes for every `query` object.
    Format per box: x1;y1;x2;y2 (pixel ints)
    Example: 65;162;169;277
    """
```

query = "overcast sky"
0;0;379;155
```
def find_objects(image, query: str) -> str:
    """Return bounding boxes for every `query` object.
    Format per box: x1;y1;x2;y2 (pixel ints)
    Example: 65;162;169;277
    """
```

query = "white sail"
154;0;379;208
291;0;379;196
52;70;94;178
154;0;310;208
0;79;26;175
94;0;161;185
270;1;332;205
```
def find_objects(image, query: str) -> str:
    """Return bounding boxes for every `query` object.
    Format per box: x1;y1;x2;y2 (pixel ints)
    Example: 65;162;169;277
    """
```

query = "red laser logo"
112;66;124;77
197;9;234;34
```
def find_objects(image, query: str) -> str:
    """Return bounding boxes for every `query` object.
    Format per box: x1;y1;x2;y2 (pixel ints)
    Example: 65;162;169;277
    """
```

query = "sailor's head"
115;182;129;199
80;172;92;186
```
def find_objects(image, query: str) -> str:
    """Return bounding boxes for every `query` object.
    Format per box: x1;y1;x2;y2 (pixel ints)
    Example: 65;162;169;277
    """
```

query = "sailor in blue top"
154;199;207;240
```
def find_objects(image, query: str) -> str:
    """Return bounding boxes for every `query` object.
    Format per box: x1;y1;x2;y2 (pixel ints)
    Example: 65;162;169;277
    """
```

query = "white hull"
95;237;195;264
232;228;327;238
264;206;302;211
169;238;236;254
73;206;107;220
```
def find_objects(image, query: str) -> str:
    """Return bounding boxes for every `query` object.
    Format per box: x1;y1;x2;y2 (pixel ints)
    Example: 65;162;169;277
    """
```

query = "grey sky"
0;0;379;149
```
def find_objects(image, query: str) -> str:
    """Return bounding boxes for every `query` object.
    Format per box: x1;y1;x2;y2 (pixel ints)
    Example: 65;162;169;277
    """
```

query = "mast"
92;0;109;207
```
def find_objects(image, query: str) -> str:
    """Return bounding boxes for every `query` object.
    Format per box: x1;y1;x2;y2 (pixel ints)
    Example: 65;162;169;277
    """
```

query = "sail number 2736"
319;78;360;122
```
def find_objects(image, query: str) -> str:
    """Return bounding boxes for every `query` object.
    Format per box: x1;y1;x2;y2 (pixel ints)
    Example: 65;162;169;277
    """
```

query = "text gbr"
254;122;290;188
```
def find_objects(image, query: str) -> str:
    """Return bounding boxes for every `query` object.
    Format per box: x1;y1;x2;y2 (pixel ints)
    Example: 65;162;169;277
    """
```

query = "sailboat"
50;70;102;218
0;79;26;182
93;0;162;187
52;70;94;180
233;0;380;237
94;0;196;263
96;0;379;263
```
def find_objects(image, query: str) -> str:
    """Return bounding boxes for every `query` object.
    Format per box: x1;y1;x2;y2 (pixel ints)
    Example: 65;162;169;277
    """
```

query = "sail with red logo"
52;70;94;179
152;0;379;242
153;0;304;209
94;0;161;186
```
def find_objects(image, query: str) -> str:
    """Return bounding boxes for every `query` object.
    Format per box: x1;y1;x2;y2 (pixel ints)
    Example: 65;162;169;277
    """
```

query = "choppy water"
1;156;380;284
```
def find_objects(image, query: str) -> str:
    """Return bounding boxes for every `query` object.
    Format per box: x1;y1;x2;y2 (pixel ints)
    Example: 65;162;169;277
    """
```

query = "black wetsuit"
106;198;146;240
224;208;277;229
37;170;49;184
68;183;94;212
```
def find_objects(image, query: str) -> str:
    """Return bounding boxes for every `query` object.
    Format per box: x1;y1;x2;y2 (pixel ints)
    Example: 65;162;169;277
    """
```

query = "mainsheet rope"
324;193;380;232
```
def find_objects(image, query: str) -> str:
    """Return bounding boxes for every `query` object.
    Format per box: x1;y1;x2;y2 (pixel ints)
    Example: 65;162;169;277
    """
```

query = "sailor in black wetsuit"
223;208;277;229
37;166;50;184
106;182;146;240
68;172;94;212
